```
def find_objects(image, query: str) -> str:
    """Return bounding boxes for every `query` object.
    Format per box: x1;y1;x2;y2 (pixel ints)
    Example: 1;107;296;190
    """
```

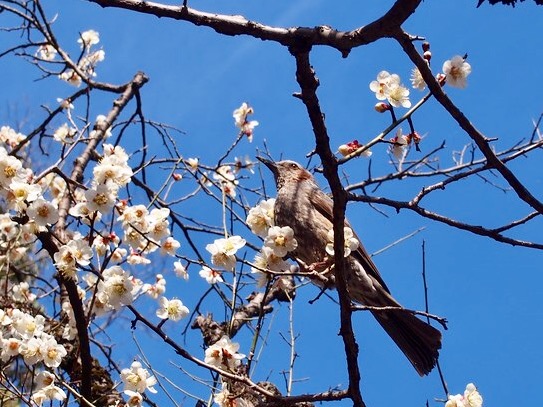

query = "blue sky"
1;1;543;406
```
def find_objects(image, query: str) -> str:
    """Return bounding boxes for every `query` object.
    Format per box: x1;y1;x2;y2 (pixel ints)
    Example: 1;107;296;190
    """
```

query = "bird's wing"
308;190;391;294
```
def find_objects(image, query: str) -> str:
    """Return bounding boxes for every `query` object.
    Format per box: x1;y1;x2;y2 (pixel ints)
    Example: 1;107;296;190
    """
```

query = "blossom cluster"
389;128;422;161
445;383;483;407
245;199;296;287
0;308;68;399
370;71;412;108
120;360;158;407
213;165;240;199
38;29;107;87
338;54;471;161
204;335;246;371
0;144;57;222
233;102;259;142
31;371;67;406
0;136;66;277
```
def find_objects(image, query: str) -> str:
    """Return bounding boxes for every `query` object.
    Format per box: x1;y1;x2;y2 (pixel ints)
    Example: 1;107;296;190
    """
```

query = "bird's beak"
257;156;279;177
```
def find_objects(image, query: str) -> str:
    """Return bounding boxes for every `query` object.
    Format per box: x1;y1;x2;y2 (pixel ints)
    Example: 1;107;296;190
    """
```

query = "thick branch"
89;0;421;56
291;47;365;407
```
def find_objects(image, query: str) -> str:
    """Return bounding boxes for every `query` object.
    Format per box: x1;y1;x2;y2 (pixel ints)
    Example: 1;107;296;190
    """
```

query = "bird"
257;156;442;376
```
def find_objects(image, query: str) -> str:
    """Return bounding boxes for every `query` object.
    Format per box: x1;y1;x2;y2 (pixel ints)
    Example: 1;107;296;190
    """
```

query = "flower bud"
423;50;432;61
338;144;350;156
422;42;430;52
338;140;361;156
172;173;182;181
374;102;390;113
410;131;421;145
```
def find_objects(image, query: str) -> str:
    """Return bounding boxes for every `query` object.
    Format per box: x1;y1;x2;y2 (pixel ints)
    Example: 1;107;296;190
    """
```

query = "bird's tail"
371;307;441;376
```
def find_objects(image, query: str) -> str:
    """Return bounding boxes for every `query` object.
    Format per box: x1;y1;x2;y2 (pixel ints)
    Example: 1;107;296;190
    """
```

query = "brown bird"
258;157;441;376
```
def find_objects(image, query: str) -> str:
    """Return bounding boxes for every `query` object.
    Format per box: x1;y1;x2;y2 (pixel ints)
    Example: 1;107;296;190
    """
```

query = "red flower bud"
374;102;390;113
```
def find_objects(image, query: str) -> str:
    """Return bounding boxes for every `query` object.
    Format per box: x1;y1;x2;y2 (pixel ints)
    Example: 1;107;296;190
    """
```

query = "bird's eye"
290;163;298;169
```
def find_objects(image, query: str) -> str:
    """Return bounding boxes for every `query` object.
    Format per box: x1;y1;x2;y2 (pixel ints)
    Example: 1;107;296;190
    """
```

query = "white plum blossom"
32;371;67;406
213;165;239;198
57;97;74;110
79;50;106;78
36;43;57;61
124;390;143;407
204;335;245;370
11;310;45;339
325;227;360;257
147;207;170;242
68;201;101;225
0;213;19;239
53;123;76;143
463;383;483;407
59;69;82;87
213;385;234;407
233;102;259;142
445;383;483;407
123;226;147;252
199;266;223;284
117;204;149;226
264;226;297;258
234;155;254;174
251;246;291;287
390;128;410;160
12;282;37;302
1;337;21;361
0;126;26;147
206;235;246;270
26;198;59;226
142;274;166;299
40;336;67;368
67;237;93;266
85;183;118;214
253;246;290;273
156;297;189;321
369;71;400;100
52;236;93;280
246;198;276;237
19;336;43;365
7;179;41;210
0;147;24;187
92;232;120;257
160;236;180;256
54;246;78;279
0;308;12;326
186;157;199;171
174;261;189;280
442;55;472;89
120;361;158;394
89;114;112;139
126;251;151;265
410;67;426;90
61;301;78;340
93;144;133;186
78;29;100;49
38;173;67;203
369;70;411;108
97;266;138;310
387;84;411;108
110;247;127;263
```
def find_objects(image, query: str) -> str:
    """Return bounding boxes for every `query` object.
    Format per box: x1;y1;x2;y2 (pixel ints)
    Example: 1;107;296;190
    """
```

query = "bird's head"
257;157;314;190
